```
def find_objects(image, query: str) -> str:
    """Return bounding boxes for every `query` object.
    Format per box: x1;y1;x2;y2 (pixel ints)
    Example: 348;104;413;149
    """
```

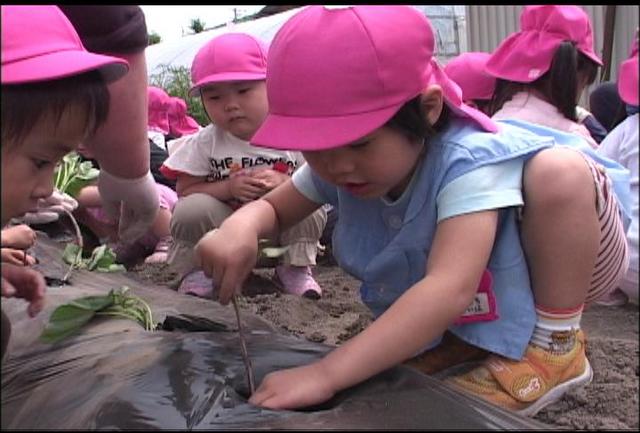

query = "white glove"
97;169;160;243
19;190;78;225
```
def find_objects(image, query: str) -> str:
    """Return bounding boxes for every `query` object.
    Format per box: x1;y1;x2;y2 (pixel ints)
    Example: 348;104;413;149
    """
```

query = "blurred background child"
161;32;327;299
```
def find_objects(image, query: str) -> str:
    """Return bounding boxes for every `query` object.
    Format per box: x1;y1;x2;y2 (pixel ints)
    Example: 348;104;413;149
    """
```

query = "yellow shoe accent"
446;330;593;417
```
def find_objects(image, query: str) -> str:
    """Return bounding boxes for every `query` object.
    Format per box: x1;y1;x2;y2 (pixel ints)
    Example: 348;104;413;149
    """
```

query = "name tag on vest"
454;269;499;325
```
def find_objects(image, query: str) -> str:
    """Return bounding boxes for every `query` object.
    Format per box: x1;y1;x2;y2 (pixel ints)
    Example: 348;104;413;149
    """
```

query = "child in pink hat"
160;32;327;299
194;6;630;415
486;5;605;148
1;5;128;361
167;96;201;139
597;32;639;305
463;3;630;408
444;51;495;114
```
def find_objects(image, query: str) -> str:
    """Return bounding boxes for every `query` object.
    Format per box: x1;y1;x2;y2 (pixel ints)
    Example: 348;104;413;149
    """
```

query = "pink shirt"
493;92;598;149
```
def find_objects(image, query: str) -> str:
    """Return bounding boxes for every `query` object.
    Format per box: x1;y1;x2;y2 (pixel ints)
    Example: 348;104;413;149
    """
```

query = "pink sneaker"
144;236;172;264
273;265;322;299
178;270;214;299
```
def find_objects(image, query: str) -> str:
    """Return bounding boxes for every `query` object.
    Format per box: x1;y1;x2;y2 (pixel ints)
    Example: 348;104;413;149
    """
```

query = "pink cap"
148;86;171;135
189;32;268;97
251;6;496;152
168;96;200;137
1;5;128;84
444;52;496;101
618;33;639;106
486;5;602;83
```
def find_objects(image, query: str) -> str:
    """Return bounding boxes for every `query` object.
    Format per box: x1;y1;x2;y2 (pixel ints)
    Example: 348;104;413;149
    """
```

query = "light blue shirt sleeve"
436;159;524;222
291;163;327;204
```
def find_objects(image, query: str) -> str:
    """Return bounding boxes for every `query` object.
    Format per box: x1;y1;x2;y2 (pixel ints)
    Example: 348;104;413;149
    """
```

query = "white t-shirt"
162;124;306;181
597;114;639;283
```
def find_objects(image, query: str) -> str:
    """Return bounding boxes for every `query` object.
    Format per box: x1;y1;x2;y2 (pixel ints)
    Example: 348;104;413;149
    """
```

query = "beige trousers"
167;193;327;277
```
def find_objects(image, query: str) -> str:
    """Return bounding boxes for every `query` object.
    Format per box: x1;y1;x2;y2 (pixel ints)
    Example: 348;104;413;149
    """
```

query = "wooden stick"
231;294;256;394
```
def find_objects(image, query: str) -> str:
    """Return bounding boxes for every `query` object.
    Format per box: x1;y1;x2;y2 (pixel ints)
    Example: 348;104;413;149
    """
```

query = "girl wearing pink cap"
194;6;631;415
160;32;327;299
1;5;129;361
476;2;632;408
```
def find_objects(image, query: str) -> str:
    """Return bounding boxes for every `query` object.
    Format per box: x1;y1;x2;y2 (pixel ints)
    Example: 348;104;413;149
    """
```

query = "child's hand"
1;263;46;317
195;227;259;305
251;169;289;191
249;362;337;410
1;224;36;249
228;175;268;203
1;248;36;266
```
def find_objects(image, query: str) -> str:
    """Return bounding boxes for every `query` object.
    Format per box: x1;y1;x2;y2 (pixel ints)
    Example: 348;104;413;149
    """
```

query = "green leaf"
62;243;84;268
260;246;290;258
40;287;156;343
53;152;99;198
40;305;97;344
86;244;124;272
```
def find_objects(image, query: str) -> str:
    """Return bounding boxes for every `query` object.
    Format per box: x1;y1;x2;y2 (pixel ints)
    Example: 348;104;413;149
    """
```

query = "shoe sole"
516;359;593;417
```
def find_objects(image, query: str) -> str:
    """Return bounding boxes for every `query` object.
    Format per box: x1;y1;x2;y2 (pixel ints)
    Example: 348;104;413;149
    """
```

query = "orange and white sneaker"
446;329;593;417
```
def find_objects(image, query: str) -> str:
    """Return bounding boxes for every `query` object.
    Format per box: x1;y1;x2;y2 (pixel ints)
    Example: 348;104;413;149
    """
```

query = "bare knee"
523;148;596;210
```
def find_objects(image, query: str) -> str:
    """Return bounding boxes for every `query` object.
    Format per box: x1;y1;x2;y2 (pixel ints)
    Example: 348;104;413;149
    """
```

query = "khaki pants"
167;193;327;278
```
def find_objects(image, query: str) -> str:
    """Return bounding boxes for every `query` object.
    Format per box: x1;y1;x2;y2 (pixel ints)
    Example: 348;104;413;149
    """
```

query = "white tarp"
145;6;467;77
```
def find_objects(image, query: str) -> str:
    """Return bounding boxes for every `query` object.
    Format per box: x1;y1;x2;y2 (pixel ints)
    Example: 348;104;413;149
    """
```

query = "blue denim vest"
311;118;555;360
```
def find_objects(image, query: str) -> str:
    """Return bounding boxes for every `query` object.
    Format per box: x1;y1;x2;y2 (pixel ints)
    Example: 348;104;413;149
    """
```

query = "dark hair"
1;70;110;148
384;95;450;143
488;41;600;121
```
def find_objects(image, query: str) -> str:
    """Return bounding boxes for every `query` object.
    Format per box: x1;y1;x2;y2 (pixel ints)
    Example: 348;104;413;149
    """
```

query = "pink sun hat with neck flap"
189;32;268;97
1;5;129;85
147;86;171;135
251;5;497;152
168;96;201;137
444;52;496;101
486;5;602;83
618;32;639;107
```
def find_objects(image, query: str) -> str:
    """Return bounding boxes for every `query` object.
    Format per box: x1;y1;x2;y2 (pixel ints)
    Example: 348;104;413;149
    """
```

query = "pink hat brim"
252;103;401;151
188;71;267;97
618;56;639;106
252;60;497;152
2;49;128;84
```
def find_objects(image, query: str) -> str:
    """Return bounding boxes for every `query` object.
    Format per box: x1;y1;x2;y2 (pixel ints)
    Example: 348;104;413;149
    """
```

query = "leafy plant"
40;286;156;344
149;64;209;126
148;31;161;45
189;17;206;34
54;152;99;198
62;243;125;273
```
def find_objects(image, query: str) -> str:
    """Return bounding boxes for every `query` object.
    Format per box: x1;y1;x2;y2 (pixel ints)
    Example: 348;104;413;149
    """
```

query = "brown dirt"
132;260;639;430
